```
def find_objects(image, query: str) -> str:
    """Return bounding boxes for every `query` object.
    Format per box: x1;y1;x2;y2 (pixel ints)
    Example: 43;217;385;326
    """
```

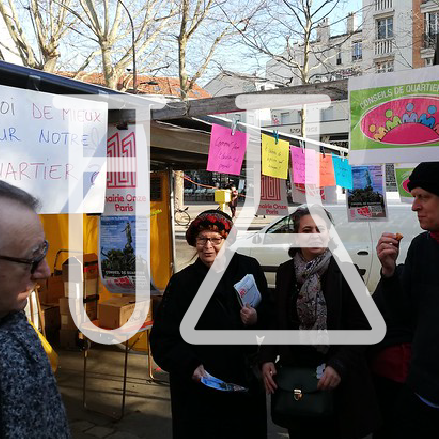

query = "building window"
320;106;334;122
425;58;434;67
375;0;392;11
352;41;362;61
425;12;439;48
280;112;290;125
336;46;342;65
376;60;394;73
377;17;393;39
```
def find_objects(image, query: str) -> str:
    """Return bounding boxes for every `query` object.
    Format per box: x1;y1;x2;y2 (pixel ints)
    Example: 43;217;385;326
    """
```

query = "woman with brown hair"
260;205;379;439
150;210;268;439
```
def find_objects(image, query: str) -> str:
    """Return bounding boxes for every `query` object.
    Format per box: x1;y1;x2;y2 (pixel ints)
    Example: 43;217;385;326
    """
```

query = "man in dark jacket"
0;181;70;438
375;161;439;437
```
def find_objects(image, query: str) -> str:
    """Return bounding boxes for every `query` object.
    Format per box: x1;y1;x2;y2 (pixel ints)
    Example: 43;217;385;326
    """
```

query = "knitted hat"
407;162;439;196
185;210;236;247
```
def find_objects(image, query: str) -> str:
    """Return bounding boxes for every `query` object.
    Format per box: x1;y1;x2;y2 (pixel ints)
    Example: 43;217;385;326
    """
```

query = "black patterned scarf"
294;250;331;353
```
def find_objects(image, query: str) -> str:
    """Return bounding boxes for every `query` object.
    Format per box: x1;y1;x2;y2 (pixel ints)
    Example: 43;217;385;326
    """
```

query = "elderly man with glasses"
0;180;70;439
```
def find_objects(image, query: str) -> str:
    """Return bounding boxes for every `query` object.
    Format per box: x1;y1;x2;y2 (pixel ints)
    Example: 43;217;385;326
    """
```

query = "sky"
199;0;364;85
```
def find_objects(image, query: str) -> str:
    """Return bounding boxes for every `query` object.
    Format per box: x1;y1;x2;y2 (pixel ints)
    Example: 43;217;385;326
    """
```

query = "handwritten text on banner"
207;124;247;176
262;134;289;179
0;84;108;213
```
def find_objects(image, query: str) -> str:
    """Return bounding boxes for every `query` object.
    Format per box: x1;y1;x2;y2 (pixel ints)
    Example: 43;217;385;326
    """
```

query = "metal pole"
118;0;136;93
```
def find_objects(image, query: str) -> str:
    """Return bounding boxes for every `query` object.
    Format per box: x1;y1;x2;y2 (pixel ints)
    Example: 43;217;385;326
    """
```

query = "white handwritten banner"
206;124;247;176
0;84;108;213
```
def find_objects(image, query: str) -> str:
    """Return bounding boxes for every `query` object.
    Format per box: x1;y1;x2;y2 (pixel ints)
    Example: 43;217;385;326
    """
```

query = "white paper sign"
104;125;148;215
256;175;288;216
0;84;108;213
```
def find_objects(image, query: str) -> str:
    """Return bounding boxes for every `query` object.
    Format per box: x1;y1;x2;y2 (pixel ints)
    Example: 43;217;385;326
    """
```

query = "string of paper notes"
206;124;353;190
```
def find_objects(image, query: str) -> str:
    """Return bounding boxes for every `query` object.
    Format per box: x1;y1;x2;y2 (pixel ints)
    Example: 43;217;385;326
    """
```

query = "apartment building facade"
413;0;439;68
265;0;439;145
266;12;362;86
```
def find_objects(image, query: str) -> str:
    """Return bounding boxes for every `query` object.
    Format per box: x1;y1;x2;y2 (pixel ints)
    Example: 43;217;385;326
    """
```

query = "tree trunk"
300;12;312;137
101;41;116;88
43;54;58;72
179;36;188;100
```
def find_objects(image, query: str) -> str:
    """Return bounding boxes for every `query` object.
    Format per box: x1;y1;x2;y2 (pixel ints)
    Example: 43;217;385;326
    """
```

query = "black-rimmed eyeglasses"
0;240;49;274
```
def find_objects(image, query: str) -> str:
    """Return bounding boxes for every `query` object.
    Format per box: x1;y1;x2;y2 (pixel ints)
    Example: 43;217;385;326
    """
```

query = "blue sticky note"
332;155;352;190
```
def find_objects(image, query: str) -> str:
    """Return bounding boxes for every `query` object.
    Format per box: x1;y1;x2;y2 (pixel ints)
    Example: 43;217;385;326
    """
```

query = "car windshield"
266;214;294;233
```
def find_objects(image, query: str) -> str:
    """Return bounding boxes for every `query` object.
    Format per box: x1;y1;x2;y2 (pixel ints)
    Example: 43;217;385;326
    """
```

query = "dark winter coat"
150;253;269;439
378;231;439;404
259;257;380;439
0;312;70;439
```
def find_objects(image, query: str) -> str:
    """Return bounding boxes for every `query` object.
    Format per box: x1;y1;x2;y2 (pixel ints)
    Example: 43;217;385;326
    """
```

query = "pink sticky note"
207;124;248;176
291;146;318;184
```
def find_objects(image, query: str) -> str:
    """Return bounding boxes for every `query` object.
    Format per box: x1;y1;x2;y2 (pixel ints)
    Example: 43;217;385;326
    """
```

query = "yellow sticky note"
262;134;289;179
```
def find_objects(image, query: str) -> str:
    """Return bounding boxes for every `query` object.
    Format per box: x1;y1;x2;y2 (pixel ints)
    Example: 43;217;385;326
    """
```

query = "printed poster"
349;66;439;165
99;215;149;294
385;164;397;192
347;165;388;222
206;124;247;176
395;164;416;204
0;84;108;213
104;124;149;215
262;134;289;179
256;175;288;216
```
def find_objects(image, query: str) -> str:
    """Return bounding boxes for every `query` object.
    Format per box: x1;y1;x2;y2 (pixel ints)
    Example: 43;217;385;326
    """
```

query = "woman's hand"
317;366;341;391
240;304;257;326
192;364;207;382
262;362;278;394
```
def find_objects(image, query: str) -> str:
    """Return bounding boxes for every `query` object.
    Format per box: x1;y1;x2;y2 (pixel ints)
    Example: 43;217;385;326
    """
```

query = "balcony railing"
374;38;394;56
375;0;393;11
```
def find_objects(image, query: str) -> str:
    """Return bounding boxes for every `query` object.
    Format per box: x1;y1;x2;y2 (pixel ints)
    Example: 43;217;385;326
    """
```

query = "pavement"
56;201;289;439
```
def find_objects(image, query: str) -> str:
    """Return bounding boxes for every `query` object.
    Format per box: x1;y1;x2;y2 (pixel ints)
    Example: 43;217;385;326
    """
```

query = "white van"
232;197;422;292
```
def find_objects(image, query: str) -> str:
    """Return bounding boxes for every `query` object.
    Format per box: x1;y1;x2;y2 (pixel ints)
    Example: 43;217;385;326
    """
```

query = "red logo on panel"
107;132;137;189
261;176;281;201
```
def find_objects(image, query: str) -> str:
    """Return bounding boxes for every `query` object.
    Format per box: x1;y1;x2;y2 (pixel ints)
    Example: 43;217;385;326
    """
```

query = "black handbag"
271;366;334;427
